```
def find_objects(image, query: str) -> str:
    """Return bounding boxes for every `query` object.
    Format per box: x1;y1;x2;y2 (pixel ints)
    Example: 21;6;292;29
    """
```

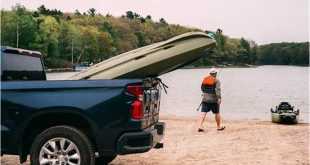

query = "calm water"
47;66;309;123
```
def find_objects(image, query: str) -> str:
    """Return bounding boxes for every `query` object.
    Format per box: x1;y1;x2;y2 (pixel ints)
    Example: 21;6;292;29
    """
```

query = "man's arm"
215;80;221;104
201;83;205;93
201;78;207;93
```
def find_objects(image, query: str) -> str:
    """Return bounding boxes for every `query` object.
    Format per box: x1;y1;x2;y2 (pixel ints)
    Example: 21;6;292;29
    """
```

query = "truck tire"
30;125;96;165
96;155;117;165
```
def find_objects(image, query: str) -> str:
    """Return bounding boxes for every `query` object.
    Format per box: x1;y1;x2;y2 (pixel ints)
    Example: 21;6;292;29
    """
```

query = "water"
46;66;309;123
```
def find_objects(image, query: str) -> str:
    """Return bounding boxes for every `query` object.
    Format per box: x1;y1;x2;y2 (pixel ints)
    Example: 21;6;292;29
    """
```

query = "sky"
1;0;309;44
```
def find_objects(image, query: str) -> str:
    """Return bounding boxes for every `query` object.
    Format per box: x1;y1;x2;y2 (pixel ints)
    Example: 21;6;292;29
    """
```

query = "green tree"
238;38;251;63
74;9;81;16
87;8;96;17
146;15;152;20
135;31;146;47
58;21;81;63
1;5;38;49
126;11;134;19
37;5;48;15
76;26;100;63
159;18;167;24
1;11;18;47
36;16;60;58
97;32;114;60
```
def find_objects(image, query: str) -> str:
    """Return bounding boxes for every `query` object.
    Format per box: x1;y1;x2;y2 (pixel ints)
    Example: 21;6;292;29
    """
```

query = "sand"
1;115;309;165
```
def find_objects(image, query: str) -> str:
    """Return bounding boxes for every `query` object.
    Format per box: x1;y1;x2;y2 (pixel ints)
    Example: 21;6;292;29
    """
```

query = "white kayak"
69;32;216;80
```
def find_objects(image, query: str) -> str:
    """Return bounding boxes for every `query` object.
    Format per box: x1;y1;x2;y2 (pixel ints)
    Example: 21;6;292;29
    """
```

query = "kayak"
69;32;216;80
271;102;299;124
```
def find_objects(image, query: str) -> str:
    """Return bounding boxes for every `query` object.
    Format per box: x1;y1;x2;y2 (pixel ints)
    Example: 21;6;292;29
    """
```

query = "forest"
1;5;309;68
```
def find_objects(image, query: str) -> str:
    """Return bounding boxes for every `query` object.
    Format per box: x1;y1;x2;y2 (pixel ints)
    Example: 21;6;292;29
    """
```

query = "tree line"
193;30;309;67
1;5;309;68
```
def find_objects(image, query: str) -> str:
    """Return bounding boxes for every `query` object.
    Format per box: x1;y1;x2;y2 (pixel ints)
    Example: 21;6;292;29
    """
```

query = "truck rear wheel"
96;155;117;165
30;126;95;165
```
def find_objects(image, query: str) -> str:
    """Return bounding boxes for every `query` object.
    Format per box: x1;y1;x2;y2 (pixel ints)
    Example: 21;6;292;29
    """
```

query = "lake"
47;66;309;123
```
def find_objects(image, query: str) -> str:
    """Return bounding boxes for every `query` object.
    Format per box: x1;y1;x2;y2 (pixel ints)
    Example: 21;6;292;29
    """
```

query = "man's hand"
218;98;221;105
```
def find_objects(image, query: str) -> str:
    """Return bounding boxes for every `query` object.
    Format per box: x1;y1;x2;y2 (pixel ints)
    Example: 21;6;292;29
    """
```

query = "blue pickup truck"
1;47;165;165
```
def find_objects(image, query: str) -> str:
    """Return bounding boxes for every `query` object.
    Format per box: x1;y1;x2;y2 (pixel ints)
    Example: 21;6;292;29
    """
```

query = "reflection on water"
47;66;309;123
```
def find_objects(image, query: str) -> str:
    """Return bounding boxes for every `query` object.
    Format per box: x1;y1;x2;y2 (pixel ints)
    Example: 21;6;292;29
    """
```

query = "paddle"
196;102;202;111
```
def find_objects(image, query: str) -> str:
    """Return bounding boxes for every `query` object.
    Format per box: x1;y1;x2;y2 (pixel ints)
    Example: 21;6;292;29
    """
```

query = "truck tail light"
127;85;143;98
127;85;143;120
131;100;143;120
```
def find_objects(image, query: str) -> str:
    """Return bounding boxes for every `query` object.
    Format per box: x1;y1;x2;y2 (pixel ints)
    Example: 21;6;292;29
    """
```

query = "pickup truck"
1;47;165;165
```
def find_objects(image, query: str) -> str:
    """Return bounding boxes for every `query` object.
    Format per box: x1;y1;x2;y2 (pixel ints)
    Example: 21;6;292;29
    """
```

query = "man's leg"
213;103;224;130
198;112;207;130
215;113;222;129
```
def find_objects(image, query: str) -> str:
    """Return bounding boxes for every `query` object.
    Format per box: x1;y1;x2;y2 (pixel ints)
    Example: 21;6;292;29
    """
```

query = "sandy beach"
1;115;309;165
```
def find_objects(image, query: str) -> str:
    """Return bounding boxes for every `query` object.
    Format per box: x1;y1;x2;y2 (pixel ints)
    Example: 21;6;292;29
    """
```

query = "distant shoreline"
183;64;257;69
183;64;309;69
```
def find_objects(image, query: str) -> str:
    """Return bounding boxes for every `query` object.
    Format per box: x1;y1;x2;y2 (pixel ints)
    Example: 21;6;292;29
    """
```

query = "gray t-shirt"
202;79;221;103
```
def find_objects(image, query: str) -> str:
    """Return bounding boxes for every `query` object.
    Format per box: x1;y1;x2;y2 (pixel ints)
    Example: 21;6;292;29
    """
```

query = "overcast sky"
1;0;309;44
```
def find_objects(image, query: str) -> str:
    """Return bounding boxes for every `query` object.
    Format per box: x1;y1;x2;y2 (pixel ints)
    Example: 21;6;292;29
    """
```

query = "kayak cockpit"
271;102;300;124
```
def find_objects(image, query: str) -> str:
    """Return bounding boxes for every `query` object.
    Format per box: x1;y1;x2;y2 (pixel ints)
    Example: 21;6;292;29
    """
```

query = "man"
198;68;225;132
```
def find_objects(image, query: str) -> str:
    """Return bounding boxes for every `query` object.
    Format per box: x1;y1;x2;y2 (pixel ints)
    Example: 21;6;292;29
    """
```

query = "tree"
1;5;38;49
37;5;63;21
146;15;152;20
74;9;81;16
159;18;167;24
77;26;100;63
98;32;114;60
37;16;60;58
58;21;81;64
33;11;39;17
1;11;18;47
215;28;226;51
126;11;134;19
87;8;96;17
239;38;251;63
240;38;250;52
37;5;48;15
139;17;146;23
133;12;140;19
135;31;146;47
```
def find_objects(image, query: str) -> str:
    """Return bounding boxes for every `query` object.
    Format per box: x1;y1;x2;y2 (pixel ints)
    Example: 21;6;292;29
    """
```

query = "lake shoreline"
183;64;309;69
159;112;310;124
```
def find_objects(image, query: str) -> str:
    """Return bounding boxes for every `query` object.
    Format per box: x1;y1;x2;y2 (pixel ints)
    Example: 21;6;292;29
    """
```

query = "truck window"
1;50;46;81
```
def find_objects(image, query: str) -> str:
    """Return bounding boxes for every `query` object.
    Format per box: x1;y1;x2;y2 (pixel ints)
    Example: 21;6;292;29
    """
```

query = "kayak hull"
117;45;211;79
69;32;216;80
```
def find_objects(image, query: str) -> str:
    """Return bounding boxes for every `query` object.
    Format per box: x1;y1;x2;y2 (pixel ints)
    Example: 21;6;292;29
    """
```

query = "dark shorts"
201;102;219;114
